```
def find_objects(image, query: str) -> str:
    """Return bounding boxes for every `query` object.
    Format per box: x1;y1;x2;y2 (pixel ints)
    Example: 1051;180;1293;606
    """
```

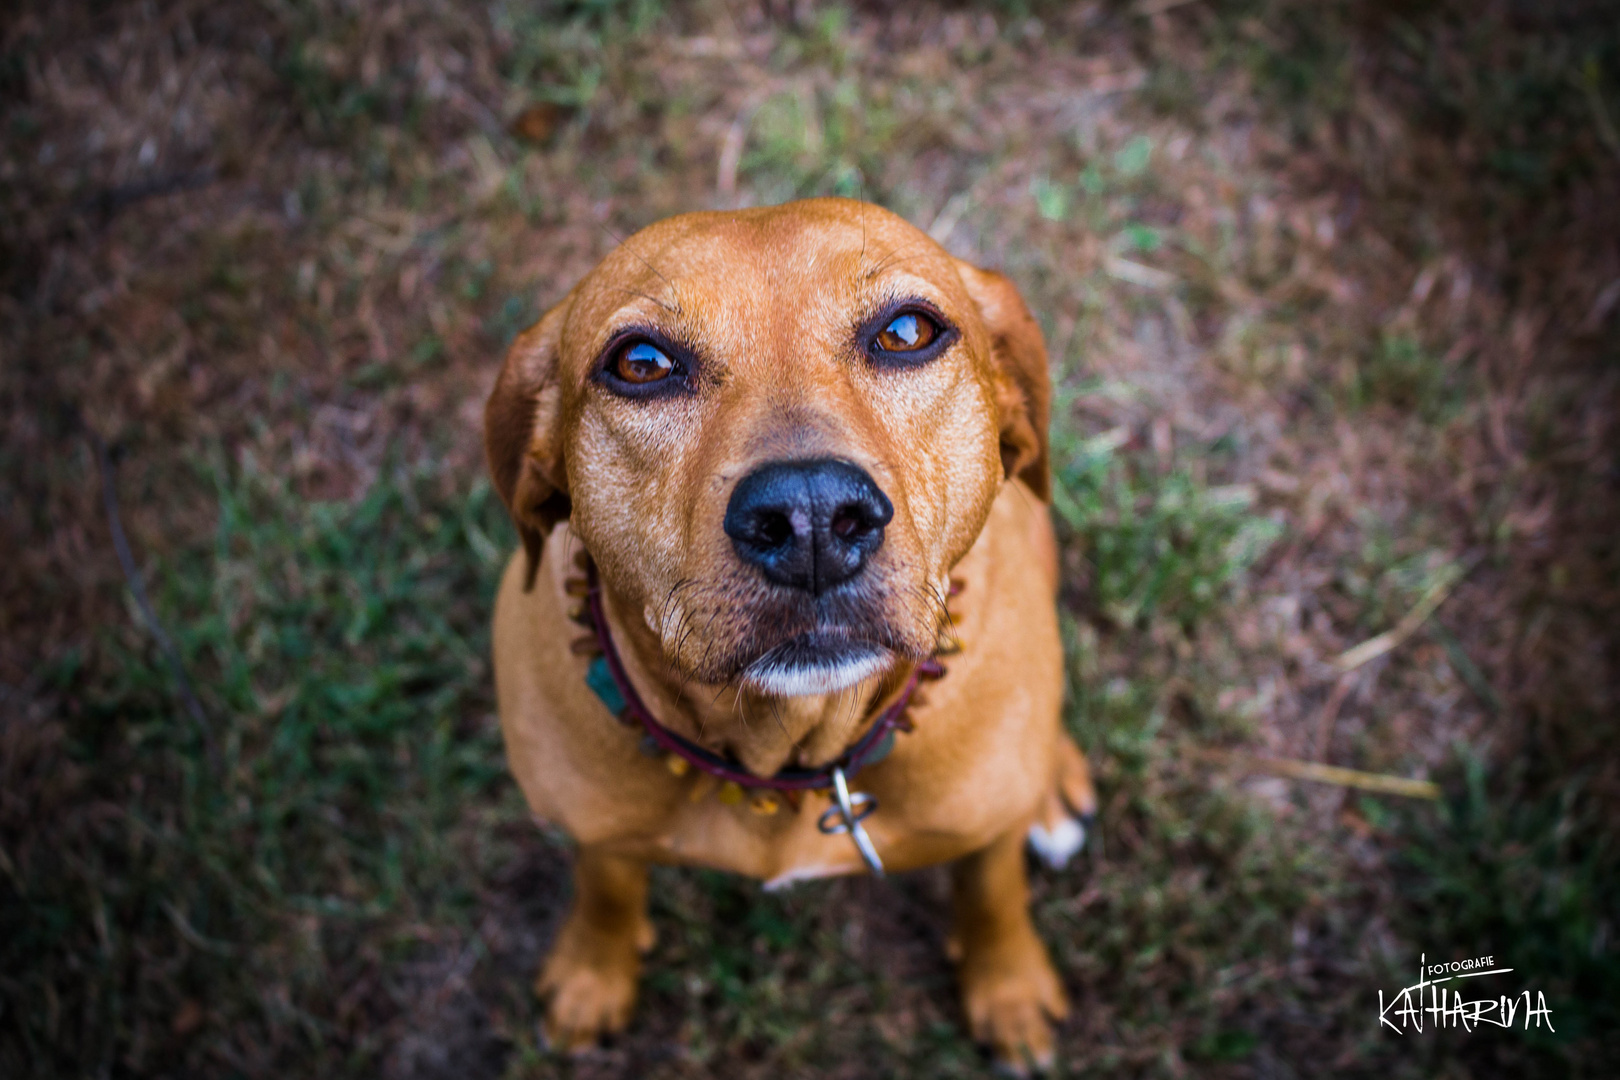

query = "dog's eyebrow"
861;244;931;282
613;286;682;315
597;221;685;316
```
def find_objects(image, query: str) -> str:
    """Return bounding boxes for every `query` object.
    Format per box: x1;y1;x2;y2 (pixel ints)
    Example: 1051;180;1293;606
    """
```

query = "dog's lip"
741;628;894;696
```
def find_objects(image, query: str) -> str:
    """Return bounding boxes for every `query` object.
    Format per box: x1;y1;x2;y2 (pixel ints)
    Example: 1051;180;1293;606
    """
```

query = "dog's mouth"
740;628;893;697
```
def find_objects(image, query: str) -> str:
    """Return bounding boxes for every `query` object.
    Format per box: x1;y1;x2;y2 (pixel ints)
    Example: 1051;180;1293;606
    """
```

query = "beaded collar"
568;554;955;875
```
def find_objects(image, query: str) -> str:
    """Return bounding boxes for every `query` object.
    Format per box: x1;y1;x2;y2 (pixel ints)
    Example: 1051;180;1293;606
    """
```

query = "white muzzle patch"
742;648;890;697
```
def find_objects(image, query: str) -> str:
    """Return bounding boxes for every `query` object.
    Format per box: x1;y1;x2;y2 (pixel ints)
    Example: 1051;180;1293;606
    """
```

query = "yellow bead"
665;754;690;777
749;793;780;816
717;781;744;805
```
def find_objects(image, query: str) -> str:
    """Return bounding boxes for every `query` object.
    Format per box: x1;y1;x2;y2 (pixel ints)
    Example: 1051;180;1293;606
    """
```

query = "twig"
1196;748;1441;800
162;899;236;956
1105;255;1176;290
1309;670;1357;761
717;87;771;201
89;429;220;768
74;168;216;221
928;190;973;244
1581;58;1620;165
1135;0;1201;15
447;84;507;143
1333;563;1466;673
1428;620;1504;715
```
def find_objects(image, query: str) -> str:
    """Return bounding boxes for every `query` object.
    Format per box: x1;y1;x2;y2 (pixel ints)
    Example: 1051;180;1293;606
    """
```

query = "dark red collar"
582;560;943;792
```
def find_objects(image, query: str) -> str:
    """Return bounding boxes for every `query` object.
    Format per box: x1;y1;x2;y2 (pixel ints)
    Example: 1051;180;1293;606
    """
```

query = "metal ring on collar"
817;767;885;877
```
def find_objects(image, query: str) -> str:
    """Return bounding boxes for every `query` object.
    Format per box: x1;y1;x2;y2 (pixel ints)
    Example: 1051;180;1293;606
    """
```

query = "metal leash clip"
817;767;884;877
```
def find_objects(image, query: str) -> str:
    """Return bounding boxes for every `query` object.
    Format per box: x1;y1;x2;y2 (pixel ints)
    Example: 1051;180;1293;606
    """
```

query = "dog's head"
486;198;1048;696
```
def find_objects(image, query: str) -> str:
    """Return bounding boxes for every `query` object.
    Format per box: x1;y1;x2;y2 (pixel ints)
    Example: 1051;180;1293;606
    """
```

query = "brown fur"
485;198;1096;1072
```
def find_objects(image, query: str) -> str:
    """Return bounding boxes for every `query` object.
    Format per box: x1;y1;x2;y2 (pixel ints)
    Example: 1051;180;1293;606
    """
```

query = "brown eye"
611;341;675;384
875;312;938;352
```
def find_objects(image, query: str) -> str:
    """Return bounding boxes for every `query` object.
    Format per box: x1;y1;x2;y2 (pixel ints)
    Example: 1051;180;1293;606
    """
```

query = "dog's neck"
595;581;907;780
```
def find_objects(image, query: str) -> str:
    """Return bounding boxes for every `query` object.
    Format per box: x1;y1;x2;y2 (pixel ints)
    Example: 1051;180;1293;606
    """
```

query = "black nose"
723;459;893;595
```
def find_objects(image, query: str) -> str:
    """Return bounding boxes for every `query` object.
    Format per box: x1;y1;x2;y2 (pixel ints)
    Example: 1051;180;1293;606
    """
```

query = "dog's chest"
649;795;873;886
619;677;1050;882
639;780;976;886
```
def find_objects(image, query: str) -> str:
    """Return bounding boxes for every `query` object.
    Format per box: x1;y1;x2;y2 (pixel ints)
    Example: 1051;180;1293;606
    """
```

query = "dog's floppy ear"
485;301;572;591
954;261;1052;502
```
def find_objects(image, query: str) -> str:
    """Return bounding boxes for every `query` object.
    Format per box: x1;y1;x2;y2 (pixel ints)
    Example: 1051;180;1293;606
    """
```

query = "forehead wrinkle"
608;284;682;316
610;232;773;341
861;240;941;281
583;222;760;319
575;214;971;385
572;254;744;360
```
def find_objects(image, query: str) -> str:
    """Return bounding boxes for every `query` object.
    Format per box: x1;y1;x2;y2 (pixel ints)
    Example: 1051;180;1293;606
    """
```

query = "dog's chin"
741;632;893;698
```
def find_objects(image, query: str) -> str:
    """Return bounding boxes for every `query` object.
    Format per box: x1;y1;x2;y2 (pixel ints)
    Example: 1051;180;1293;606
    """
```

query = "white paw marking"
762;862;848;892
1027;815;1086;870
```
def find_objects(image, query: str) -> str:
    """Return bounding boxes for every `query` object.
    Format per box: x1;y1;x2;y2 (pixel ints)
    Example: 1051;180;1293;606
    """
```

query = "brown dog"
485;198;1097;1072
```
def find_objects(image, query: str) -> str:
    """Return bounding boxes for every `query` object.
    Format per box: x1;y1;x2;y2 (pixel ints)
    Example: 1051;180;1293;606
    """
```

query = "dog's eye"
865;305;954;367
876;312;938;352
611;341;675;384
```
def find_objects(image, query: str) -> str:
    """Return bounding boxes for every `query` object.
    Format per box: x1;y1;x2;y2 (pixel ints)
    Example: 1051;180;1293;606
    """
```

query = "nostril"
753;510;794;548
830;506;870;541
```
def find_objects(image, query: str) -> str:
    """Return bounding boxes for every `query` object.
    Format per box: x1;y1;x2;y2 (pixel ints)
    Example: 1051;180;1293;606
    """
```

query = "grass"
1389;754;1620;1068
2;453;520;1075
3;0;1617;1076
2;427;1337;1078
1050;426;1283;633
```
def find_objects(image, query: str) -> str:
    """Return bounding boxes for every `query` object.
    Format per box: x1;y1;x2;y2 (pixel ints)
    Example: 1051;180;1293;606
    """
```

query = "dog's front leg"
949;825;1069;1075
536;845;655;1052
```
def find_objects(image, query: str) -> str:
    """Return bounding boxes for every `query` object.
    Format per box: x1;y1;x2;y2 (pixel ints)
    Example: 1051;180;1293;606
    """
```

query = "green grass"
1050;429;1283;633
1377;749;1620;1073
1352;332;1459;422
1;453;519;1076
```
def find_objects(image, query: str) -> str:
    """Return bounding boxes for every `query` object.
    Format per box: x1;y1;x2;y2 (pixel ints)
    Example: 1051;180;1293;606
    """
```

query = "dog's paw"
1028;735;1100;870
959;933;1069;1075
535;926;642;1053
1027;812;1091;870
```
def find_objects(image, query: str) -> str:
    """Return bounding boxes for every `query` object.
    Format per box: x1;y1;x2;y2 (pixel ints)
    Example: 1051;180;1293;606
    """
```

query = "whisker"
658;576;699;632
562;529;580;576
718;676;748;734
838;675;862;736
670;605;701;709
859;199;868;273
695;603;727;702
922;579;962;653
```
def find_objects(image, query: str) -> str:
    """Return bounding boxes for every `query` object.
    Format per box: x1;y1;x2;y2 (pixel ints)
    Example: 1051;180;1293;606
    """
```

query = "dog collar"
573;556;947;876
